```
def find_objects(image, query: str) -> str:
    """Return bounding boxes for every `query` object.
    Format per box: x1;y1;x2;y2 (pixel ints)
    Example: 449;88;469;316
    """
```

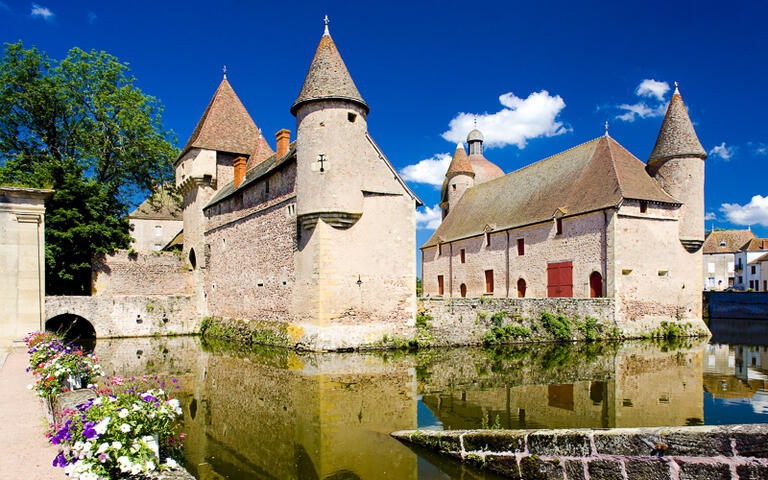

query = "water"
90;318;768;480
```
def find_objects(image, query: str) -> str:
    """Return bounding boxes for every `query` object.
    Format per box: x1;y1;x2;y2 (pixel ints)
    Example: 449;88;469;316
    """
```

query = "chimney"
233;156;247;188
276;129;290;158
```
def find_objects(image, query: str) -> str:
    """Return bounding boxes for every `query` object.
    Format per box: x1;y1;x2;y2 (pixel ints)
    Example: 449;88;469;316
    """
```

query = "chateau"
422;86;708;332
173;23;421;349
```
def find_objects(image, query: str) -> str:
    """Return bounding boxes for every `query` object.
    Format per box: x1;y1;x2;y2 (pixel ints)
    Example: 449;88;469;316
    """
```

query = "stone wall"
128;217;182;253
91;251;193;296
45;295;198;338
392;425;768;479
706;291;768;320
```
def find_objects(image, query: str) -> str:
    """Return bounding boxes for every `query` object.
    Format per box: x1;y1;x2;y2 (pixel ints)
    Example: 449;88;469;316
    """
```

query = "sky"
2;0;767;269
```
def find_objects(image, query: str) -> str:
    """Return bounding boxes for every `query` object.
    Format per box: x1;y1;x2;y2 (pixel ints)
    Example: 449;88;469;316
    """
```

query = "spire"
290;20;369;116
323;15;330;36
604;121;609;137
446;143;474;178
648;85;707;164
179;77;264;160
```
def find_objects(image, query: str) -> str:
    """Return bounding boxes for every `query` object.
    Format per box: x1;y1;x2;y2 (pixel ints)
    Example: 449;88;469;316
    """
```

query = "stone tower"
441;143;474;219
290;21;421;343
466;128;504;185
647;85;707;252
175;75;272;268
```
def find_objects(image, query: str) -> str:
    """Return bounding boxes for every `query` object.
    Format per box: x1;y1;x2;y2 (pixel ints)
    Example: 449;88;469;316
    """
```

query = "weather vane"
223;65;227;79
604;121;609;137
324;15;330;35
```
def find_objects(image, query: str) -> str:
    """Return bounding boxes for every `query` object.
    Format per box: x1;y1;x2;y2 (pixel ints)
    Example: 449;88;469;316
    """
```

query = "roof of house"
702;230;756;253
468;152;505;185
178;78;264;161
163;229;183;251
204;142;297;210
129;186;182;220
649;88;707;164
423;135;679;248
742;238;768;252
754;252;768;263
245;135;276;170
291;31;368;115
446;144;474;178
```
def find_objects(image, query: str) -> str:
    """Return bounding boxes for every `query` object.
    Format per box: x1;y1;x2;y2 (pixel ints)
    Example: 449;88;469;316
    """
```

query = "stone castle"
422;84;708;334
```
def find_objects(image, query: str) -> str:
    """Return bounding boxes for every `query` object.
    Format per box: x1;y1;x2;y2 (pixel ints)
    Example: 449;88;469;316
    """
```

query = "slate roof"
129;186;182;220
178;78;264;161
702;230;756;254
742;238;768;252
423;135;679;248
649;89;707;164
291;32;368;115
205;142;297;209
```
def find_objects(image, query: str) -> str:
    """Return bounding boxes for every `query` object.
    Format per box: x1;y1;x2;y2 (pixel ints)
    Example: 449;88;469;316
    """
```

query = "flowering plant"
27;336;102;398
48;376;184;479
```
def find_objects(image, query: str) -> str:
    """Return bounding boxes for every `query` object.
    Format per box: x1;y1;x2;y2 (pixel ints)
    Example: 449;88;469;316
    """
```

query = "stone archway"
45;313;96;346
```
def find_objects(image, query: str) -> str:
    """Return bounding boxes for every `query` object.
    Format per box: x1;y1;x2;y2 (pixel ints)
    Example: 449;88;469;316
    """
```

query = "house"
128;185;182;252
702;230;755;290
736;238;768;291
422;84;708;329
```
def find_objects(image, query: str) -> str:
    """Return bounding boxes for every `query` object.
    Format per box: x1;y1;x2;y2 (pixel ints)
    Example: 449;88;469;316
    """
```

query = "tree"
0;42;178;294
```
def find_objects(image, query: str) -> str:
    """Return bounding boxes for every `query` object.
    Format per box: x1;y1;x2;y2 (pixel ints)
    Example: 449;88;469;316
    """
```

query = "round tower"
291;22;370;228
646;85;707;252
440;143;474;219
466;128;504;185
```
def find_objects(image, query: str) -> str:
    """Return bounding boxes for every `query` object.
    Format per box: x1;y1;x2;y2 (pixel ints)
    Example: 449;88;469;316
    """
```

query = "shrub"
540;312;572;342
482;325;531;345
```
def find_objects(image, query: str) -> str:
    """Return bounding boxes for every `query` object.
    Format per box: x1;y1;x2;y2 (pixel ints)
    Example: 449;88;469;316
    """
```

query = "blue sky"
2;0;767;258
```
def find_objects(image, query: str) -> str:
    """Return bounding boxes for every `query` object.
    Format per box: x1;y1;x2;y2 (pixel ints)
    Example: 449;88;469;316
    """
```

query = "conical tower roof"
291;27;368;116
648;86;707;164
446;143;474;178
179;77;263;161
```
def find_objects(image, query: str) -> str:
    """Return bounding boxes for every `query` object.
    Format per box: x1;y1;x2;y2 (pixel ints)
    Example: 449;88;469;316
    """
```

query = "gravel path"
0;349;62;480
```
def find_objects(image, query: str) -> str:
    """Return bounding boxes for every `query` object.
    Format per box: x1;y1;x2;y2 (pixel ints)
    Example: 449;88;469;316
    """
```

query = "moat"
90;318;768;480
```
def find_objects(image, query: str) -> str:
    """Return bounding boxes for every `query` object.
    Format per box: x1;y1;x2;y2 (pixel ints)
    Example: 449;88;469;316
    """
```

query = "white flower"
111;441;122;450
92;397;102;405
97;443;109;454
165;458;179;469
94;417;110;435
118;409;129;418
130;462;143;475
146;460;155;471
117;456;132;472
119;423;131;433
27;384;33;390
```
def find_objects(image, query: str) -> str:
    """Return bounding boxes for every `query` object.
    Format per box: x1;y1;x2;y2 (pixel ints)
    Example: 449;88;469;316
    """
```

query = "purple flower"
52;451;68;467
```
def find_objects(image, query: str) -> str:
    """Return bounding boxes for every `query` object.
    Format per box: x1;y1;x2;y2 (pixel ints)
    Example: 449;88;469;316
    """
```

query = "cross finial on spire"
223;65;227;79
323;15;330;35
604;121;609;137
674;81;679;94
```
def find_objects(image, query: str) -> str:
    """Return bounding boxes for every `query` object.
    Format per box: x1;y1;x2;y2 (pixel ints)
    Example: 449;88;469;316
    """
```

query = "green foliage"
577;316;600;341
482;325;531;345
416;277;422;297
0;42;178;294
490;311;509;327
479;414;502;430
540;311;572;342
415;312;432;328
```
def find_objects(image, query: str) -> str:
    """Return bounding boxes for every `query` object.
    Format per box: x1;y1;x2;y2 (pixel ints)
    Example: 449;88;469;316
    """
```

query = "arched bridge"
45;295;198;338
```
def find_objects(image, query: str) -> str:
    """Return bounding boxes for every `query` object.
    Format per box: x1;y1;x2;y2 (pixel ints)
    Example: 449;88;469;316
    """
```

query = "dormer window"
720;241;726;247
639;201;648;213
556;218;563;235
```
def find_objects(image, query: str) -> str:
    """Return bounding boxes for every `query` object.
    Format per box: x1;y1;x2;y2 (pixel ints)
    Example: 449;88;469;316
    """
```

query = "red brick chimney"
233;156;247;188
276;129;290;158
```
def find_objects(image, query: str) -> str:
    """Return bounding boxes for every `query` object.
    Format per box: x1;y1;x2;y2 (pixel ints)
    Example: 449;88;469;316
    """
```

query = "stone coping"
392;425;768;479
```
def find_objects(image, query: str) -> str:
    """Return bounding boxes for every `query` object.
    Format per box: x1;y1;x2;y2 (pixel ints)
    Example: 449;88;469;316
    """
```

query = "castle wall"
91;251;193;296
128;217;182;253
648;155;705;245
203;162;297;321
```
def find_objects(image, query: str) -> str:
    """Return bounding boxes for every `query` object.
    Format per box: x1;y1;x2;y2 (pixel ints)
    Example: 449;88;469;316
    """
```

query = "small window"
720;240;726;247
452;184;456;191
154;225;162;236
460;249;466;264
486;232;491;246
658;270;669;277
555;218;563;235
751;266;756;274
622;269;632;275
265;179;270;194
348;112;357;123
517;238;525;256
485;270;494;294
639;201;648;213
437;275;444;296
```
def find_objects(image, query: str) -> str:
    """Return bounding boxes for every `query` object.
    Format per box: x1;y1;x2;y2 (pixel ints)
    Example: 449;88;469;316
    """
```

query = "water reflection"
91;330;768;480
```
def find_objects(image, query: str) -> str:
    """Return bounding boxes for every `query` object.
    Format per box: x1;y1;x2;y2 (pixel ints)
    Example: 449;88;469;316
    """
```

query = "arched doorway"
590;271;603;298
45;314;96;350
517;278;526;298
460;283;467;298
189;248;197;269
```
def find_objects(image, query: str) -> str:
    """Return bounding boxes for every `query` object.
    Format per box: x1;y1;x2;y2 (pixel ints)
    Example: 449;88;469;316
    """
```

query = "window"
658;270;669;277
460;249;466;263
720;241;727;247
437;275;444;296
639;201;648;213
728;262;734;273
517;238;525;256
486;232;492;246
265;179;270;194
556;218;563;235
764;281;767;291
452;184;456;191
154;243;162;251
348;112;357;123
708;263;715;273
749;280;754;289
739;276;743;284
751;266;756;274
287;204;296;216
154;225;162;237
485;270;494;294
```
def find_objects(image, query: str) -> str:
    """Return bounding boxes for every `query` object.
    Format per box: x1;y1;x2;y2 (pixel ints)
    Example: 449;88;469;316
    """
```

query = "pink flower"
111;376;124;386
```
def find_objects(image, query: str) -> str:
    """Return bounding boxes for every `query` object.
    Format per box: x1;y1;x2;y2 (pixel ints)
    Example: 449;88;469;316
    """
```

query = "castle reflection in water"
93;319;768;480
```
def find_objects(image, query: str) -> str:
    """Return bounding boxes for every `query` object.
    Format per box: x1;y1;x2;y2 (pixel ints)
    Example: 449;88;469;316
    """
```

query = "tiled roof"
742;238;768;252
129;186;182;220
702;230;756;253
205;142;297;209
245;135;275;170
446;144;474;178
649;89;707;164
468;153;505;185
178;78;263;160
423;135;678;248
291;32;368;115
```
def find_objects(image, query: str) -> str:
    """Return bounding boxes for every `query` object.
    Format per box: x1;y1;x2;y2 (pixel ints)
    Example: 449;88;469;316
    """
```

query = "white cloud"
709;142;735;161
441;90;569;149
400;153;451;187
87;11;97;24
30;3;53;20
616;102;667;122
705;212;718;221
720;195;768;227
415;204;442;230
636;79;670;101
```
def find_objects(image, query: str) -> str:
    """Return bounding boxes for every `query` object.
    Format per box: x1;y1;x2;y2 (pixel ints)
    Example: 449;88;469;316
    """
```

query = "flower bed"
25;332;185;480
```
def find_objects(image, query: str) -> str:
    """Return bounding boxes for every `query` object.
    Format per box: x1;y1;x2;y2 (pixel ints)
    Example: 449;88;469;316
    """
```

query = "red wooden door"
547;261;573;297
